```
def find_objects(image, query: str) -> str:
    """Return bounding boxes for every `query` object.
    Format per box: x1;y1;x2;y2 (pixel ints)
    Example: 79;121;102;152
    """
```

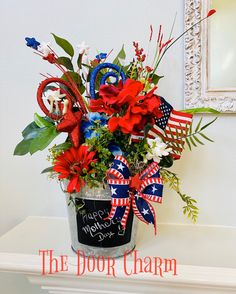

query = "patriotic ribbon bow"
106;155;163;234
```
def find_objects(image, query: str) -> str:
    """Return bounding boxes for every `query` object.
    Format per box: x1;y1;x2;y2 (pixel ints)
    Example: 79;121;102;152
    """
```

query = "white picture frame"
184;0;236;112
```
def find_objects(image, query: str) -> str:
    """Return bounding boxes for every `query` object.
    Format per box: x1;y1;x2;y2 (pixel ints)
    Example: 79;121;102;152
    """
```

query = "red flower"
108;109;142;133
131;87;161;116
207;9;216;17
89;97;117;115
53;146;97;193
106;80;163;134
89;79;144;115
100;79;144;107
90;78;163;135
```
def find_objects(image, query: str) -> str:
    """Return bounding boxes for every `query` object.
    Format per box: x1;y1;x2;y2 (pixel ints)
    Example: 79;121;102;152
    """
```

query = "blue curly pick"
89;62;126;99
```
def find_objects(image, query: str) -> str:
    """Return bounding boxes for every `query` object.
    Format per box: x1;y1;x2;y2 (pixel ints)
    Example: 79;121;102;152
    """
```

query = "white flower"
38;42;51;57
43;89;66;113
43;89;65;101
145;137;172;163
77;41;90;55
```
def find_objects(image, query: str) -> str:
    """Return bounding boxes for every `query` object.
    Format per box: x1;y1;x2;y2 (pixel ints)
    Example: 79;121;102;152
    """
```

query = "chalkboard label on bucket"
76;199;134;248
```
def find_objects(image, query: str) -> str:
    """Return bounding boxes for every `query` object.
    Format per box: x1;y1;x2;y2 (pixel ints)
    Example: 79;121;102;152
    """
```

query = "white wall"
1;0;236;248
1;0;236;237
1;1;236;293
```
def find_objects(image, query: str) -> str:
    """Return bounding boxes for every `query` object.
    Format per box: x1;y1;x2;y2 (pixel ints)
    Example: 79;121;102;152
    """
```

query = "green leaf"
144;123;153;137
180;107;220;114
79;84;86;94
24;128;45;140
178;123;186;149
51;142;72;152
193;134;204;145
123;64;130;74
14;139;33;155
159;155;173;168
77;53;83;68
61;71;85;94
195;117;203;132
127;62;138;80
22;121;39;138
189;120;193;135
189;136;197;147
29;126;59;155
61;71;82;87
34;113;53;128
150;74;164;85
200;117;218;131
185;138;191;150
22;121;48;140
51;33;74;57
113;45;126;67
161;169;198;223
41;166;54;174
122;62;132;75
199;132;214;142
57;57;74;70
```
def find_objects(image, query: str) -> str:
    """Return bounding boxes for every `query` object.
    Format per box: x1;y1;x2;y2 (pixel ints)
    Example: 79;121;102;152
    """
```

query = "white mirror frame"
184;0;236;112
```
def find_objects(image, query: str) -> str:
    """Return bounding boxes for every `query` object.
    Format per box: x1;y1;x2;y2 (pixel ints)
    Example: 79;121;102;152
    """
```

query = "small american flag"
147;97;193;159
130;132;145;143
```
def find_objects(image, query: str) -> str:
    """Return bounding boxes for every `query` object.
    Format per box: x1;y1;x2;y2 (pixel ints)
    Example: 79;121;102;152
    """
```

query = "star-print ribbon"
106;155;163;234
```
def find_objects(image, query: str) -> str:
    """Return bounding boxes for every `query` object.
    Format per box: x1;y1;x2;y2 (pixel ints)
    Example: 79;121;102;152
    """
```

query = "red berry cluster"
133;41;146;62
145;66;153;73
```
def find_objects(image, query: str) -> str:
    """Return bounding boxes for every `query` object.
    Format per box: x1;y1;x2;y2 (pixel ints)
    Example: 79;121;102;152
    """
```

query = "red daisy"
53;146;97;193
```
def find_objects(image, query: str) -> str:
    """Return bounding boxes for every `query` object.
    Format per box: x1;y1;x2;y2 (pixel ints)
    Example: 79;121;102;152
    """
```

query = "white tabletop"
0;217;236;294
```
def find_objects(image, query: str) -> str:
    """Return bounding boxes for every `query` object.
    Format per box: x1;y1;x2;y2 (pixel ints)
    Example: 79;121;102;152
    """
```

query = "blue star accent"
95;52;107;60
25;37;40;50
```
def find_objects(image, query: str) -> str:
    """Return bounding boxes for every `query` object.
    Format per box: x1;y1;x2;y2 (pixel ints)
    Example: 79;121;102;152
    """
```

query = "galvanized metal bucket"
63;184;137;258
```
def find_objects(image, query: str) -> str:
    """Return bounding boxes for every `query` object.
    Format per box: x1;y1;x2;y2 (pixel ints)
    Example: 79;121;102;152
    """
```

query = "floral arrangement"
14;9;217;232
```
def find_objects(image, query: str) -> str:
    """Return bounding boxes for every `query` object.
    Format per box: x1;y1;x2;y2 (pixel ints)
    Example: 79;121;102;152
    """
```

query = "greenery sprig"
161;115;217;153
185;117;217;150
160;169;199;223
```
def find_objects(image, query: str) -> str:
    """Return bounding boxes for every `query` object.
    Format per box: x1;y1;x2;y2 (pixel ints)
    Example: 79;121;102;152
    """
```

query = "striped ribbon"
105;155;164;234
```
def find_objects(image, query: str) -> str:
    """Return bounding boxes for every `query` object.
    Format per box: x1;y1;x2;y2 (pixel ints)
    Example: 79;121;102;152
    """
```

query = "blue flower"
108;143;123;156
81;113;108;139
95;52;107;61
25;37;40;50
